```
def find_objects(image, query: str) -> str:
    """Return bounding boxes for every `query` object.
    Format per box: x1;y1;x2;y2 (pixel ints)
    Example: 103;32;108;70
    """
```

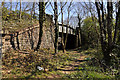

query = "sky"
0;1;103;27
1;1;118;27
1;0;119;2
2;1;78;24
45;2;78;23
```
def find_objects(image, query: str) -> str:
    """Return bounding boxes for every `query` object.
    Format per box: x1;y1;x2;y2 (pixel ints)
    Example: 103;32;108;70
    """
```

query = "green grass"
2;48;116;79
2;19;39;33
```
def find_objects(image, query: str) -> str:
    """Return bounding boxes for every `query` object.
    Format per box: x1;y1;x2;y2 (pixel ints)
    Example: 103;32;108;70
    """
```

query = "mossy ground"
2;48;116;79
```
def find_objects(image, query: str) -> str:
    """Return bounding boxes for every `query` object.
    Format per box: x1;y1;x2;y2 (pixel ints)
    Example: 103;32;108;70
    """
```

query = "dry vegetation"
2;48;116;79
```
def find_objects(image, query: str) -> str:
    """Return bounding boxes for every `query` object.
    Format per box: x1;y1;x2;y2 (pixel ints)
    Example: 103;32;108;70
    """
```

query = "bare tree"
31;2;35;21
10;0;12;12
64;1;73;49
117;2;120;42
54;1;59;54
113;1;120;43
74;3;85;47
15;0;19;11
77;14;82;47
60;2;67;53
33;2;36;18
35;2;45;51
95;1;108;65
95;1;120;66
2;0;5;8
20;0;22;20
106;2;113;64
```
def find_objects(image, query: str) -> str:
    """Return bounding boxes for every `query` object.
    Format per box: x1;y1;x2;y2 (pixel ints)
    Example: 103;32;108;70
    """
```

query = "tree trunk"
10;0;12;12
54;2;59;54
78;14;82;47
31;2;35;21
15;0;18;11
64;8;69;49
35;2;45;51
2;1;5;8
105;2;113;65
101;2;107;40
118;32;120;43
118;2;120;43
60;2;65;53
20;0;22;20
95;2;108;65
114;1;120;43
33;2;36;19
64;2;72;49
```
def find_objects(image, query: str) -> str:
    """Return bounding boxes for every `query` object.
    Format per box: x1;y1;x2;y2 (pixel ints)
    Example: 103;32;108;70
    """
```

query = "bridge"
1;22;79;53
58;23;79;49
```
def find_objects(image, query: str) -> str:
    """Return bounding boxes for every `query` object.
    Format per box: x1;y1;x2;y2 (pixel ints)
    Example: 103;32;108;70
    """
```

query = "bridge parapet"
58;23;76;35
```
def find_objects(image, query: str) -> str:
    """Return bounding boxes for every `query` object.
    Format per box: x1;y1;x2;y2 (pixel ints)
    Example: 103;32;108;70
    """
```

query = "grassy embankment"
2;48;116;79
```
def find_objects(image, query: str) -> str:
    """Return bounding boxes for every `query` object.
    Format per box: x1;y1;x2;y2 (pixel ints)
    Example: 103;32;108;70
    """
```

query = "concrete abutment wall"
2;15;55;53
